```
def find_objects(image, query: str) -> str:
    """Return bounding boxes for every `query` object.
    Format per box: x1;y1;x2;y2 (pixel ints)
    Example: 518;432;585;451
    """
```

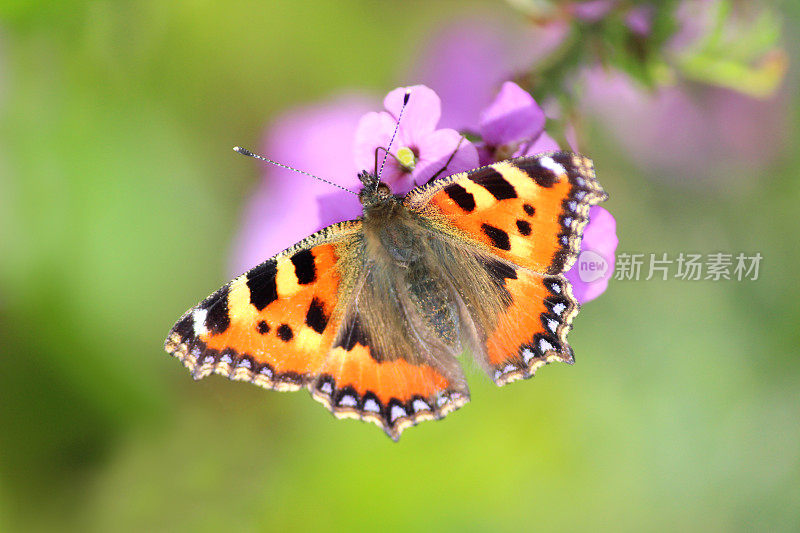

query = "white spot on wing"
540;156;567;176
364;398;381;413
260;366;273;377
192;308;209;335
412;399;430;413
552;302;566;316
522;348;536;363
320;381;333;394
539;338;556;353
238;359;251;369
220;353;232;364
339;395;357;408
390;405;407;422
547;319;559;333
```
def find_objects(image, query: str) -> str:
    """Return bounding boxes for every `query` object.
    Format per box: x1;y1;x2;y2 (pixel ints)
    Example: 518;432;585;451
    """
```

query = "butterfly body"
165;152;607;440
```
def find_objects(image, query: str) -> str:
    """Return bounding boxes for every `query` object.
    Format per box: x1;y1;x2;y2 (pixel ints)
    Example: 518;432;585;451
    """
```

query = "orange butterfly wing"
404;152;607;384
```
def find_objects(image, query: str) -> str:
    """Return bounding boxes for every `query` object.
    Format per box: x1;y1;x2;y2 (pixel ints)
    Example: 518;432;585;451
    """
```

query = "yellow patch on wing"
226;275;260;324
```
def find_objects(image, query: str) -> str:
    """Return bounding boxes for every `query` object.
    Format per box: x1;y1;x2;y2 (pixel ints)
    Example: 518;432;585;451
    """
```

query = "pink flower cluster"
232;83;617;303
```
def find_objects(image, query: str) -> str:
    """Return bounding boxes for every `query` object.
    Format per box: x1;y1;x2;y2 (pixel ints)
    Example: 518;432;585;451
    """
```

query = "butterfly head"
358;170;398;214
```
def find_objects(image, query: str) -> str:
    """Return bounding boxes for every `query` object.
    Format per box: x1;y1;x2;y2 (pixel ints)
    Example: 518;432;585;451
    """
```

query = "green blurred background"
1;1;798;531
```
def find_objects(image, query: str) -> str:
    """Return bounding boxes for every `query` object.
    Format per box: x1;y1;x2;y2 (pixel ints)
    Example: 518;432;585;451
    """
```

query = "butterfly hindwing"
480;266;578;385
310;342;468;441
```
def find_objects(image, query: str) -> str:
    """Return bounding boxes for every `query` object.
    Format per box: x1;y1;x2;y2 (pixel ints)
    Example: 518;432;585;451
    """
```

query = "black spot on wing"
517;159;557;188
201;285;231;334
523;203;536;216
443;183;475;212
173;314;194;339
257;320;270;334
206;285;231;334
277;324;294;342
305;297;329;334
481;223;511;251
470;172;517;200
246;259;278;311
516;219;531;236
291;249;316;284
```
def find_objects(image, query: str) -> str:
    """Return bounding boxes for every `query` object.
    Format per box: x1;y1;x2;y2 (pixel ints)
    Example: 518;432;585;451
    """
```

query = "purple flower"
354;85;479;191
564;206;618;304
476;81;560;165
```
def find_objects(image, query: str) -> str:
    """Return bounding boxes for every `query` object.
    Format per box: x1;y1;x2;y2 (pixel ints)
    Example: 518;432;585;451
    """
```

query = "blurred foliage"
676;1;787;96
509;0;786;138
1;1;799;532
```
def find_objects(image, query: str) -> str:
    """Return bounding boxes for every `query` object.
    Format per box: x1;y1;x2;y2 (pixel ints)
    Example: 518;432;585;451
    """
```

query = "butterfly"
164;151;607;440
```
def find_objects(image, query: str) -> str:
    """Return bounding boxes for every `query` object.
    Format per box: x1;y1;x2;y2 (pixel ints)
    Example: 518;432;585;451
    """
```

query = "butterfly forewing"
405;152;606;274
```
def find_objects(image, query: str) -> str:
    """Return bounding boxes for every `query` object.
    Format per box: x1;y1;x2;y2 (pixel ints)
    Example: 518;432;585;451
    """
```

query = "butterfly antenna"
233;146;358;195
377;88;411;182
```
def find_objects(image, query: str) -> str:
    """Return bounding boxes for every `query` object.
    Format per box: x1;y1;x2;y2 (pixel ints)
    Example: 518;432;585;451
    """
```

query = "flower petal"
353;111;396;174
413;128;479;186
564;206;618;304
518;131;561;157
479;81;546;147
384;85;441;145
